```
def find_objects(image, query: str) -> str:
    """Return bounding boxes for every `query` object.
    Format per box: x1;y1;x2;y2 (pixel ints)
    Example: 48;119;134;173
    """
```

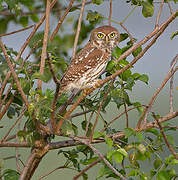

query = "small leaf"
112;46;122;59
92;0;103;5
19;16;29;27
157;170;170;180
154;157;162;169
132;46;142;57
142;1;154;18
117;148;128;158
2;169;19;180
113;151;123;163
128;169;139;177
120;33;129;42
106;60;117;71
136;132;144;142
105;137;113;149
170;31;178;40
138;74;149;84
7;106;15;119
125;128;135;138
86;10;103;23
93;131;105;139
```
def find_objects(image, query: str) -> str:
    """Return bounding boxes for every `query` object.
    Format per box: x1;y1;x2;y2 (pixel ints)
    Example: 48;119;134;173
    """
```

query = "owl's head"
90;25;120;51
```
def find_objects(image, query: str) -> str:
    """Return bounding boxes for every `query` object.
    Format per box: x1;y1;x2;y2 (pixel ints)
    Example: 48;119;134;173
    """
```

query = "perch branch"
155;0;164;28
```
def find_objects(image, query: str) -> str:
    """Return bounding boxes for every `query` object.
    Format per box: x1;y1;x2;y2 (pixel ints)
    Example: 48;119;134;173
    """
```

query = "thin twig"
85;111;95;136
90;80;113;141
0;25;34;37
1;107;26;142
16;0;57;61
167;1;173;15
123;101;129;128
37;166;66;180
109;0;112;25
71;136;127;180
155;0;164;28
152;112;178;160
137;61;178;128
119;23;136;44
38;0;51;90
0;40;29;106
0;83;12;111
72;0;86;59
73;158;101;180
169;54;178;113
101;105;144;132
50;0;75;41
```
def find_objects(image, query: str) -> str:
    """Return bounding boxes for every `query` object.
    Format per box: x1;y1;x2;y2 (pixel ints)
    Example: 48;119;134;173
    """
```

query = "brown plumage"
58;25;120;96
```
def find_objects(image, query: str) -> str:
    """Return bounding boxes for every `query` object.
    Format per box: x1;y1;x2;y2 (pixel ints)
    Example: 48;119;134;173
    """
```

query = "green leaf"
117;148;128;158
113;151;123;163
105;137;113;149
142;1;154;18
93;131;105;139
146;128;159;136
81;157;98;165
61;119;73;135
7;106;15;119
112;46;122;59
136;132;144;142
19;16;29;27
154;157;162;169
30;14;39;23
31;72;49;83
170;31;178;40
92;0;103;5
138;74;149;84
119;33;129;42
125;128;135;138
2;169;19;180
156;170;170;180
106;60;117;71
132;46;142;57
86;10;103;23
128;169;139;177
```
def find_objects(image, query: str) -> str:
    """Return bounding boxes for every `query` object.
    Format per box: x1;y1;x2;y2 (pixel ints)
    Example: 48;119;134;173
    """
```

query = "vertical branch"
50;0;75;41
109;0;112;25
155;0;164;27
169;54;178;113
123;101;129;128
38;0;51;90
72;0;86;59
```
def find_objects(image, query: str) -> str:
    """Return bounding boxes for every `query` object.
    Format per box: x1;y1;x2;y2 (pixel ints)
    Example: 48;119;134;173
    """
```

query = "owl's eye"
109;32;115;38
97;33;104;38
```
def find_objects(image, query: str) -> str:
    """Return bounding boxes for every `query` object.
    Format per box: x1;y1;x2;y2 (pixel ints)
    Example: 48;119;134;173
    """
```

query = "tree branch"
38;0;51;90
72;0;86;59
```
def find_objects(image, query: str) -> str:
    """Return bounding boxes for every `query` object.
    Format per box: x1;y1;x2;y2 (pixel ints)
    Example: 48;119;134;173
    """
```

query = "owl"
58;25;120;96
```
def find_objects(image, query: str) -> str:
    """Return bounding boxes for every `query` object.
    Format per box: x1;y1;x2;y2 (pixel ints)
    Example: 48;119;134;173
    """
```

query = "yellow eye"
109;32;115;38
97;33;104;38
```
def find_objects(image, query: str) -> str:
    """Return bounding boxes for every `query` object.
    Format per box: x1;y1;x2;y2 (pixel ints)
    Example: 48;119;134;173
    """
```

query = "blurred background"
0;0;177;179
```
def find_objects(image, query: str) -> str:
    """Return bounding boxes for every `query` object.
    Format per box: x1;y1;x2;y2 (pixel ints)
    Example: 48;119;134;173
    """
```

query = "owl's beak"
105;36;109;45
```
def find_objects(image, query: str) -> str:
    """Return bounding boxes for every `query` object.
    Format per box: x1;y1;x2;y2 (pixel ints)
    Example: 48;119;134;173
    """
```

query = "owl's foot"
83;88;90;97
93;79;102;89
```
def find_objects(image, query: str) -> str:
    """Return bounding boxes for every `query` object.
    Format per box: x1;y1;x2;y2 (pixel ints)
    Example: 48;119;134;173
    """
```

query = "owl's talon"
93;79;102;89
83;89;89;96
